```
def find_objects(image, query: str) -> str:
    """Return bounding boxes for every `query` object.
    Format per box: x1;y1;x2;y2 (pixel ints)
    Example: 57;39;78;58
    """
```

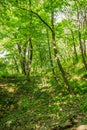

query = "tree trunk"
26;38;33;78
26;0;33;80
38;44;43;76
21;2;73;93
83;38;86;57
78;28;87;70
17;43;26;75
70;29;78;62
13;56;20;73
76;5;87;70
47;29;59;83
83;7;87;57
51;11;73;94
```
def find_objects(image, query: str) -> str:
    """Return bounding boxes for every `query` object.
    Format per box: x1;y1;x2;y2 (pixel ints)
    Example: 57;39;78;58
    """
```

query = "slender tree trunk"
47;29;59;83
17;43;26;75
76;5;87;70
70;29;78;62
83;38;86;57
26;0;33;80
26;37;33;79
51;11;73;94
13;56;20;73
21;2;73;93
78;28;87;70
38;44;43;76
83;7;87;57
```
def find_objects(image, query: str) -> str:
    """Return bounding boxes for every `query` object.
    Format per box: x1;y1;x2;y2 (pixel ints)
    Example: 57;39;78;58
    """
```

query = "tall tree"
75;1;87;70
50;8;73;94
47;29;58;83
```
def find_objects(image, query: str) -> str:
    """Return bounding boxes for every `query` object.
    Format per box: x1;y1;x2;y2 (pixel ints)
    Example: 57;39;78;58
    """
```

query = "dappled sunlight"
72;75;81;80
38;76;52;89
7;87;15;93
0;76;87;130
0;82;16;93
0;83;7;87
75;62;83;69
7;83;17;93
36;73;53;90
0;0;87;129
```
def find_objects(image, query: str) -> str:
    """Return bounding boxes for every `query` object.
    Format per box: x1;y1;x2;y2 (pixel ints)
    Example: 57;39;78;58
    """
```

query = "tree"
75;0;87;70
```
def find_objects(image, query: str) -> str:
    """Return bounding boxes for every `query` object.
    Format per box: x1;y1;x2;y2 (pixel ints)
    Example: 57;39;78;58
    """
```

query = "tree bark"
47;29;59;83
51;11;73;94
17;43;26;75
70;29;78;62
83;7;87;57
76;4;87;70
13;56;20;73
26;0;33;80
19;4;73;93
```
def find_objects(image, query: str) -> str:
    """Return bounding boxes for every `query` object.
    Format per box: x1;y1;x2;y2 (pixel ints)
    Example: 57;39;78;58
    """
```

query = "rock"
76;125;87;130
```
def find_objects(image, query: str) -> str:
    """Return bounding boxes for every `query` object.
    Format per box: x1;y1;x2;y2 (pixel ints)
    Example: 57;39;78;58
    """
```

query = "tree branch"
19;7;53;33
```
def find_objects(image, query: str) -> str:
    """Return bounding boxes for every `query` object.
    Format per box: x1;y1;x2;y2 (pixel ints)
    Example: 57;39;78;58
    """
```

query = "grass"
0;60;87;130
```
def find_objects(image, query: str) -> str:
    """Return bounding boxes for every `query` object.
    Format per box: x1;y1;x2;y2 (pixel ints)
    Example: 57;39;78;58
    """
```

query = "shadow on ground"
0;76;87;130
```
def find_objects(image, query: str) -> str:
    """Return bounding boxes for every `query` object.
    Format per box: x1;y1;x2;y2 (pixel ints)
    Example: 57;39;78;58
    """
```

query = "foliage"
0;0;87;129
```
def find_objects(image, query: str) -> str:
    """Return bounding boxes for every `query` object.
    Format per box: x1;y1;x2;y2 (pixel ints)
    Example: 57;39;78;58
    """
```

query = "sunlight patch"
7;87;15;93
72;75;81;80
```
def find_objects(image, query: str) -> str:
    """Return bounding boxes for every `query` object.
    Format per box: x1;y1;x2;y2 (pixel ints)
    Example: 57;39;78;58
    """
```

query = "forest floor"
0;73;87;130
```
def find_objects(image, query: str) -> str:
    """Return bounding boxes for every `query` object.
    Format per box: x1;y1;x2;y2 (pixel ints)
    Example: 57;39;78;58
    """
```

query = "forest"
0;0;87;130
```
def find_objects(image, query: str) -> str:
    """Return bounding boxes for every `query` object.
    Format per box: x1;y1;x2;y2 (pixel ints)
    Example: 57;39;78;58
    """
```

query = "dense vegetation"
0;0;87;130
